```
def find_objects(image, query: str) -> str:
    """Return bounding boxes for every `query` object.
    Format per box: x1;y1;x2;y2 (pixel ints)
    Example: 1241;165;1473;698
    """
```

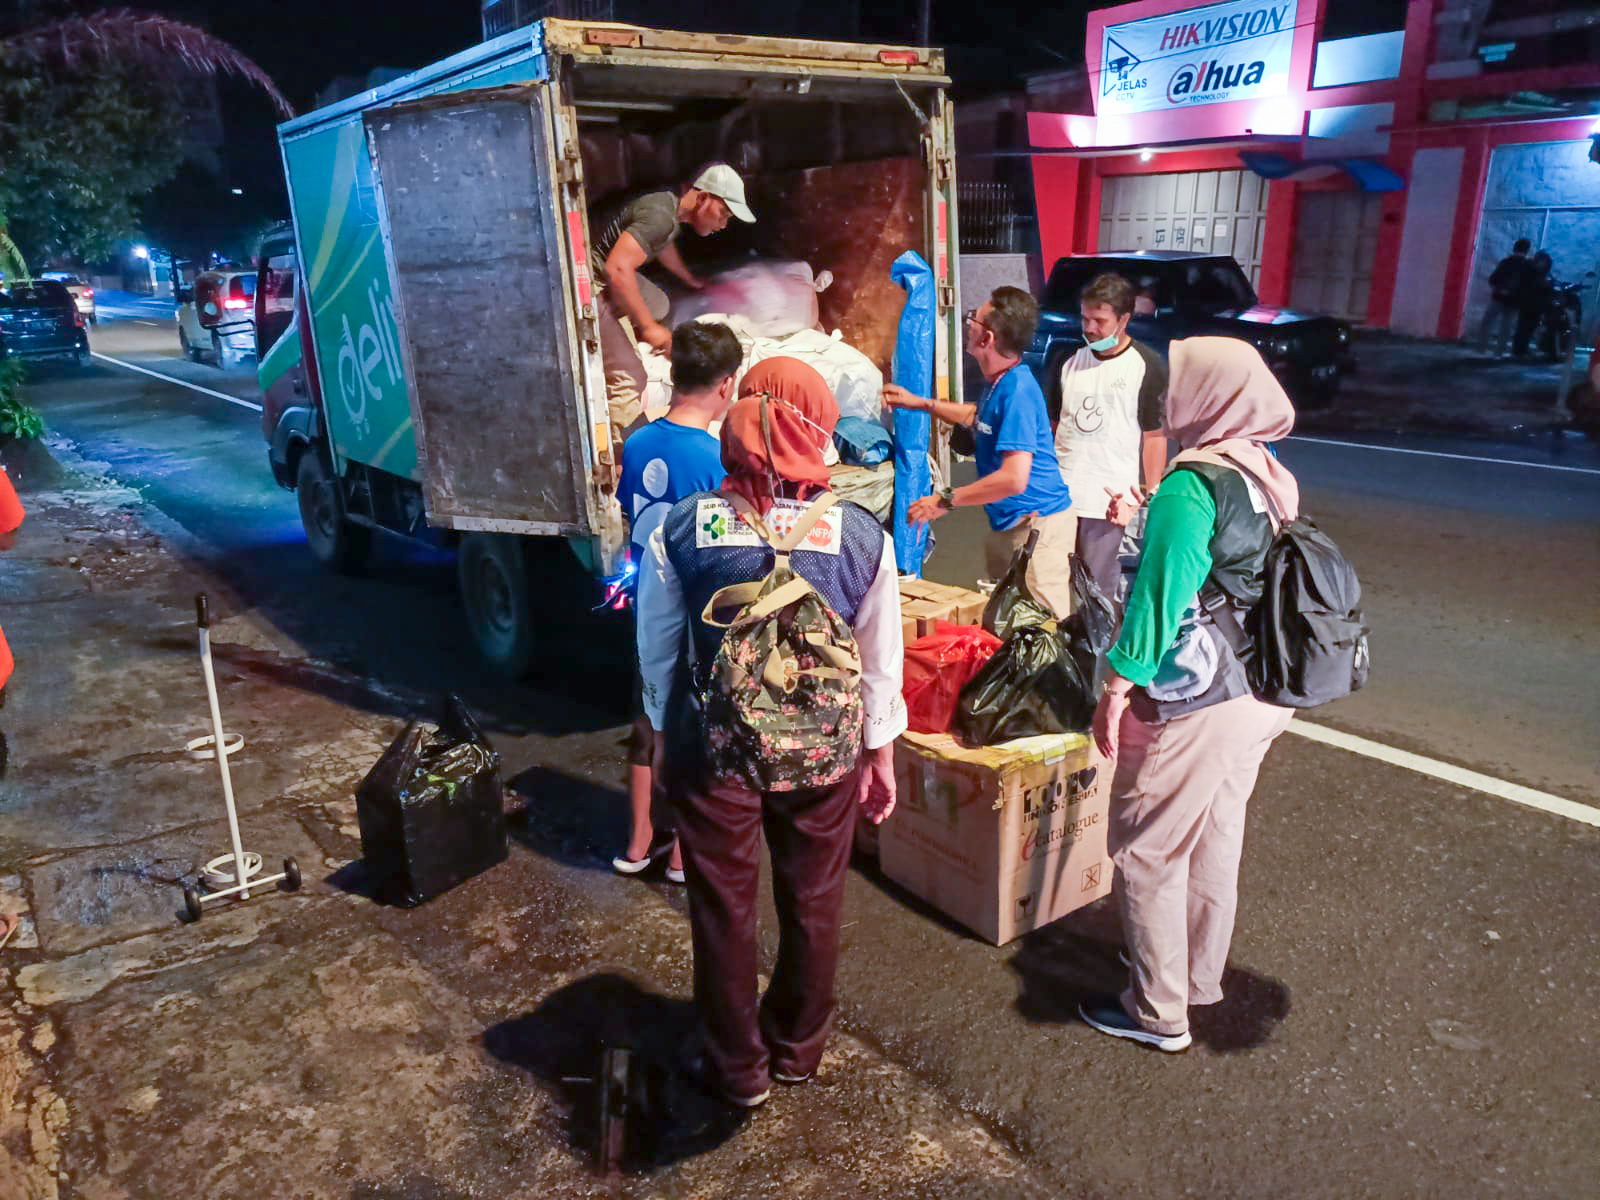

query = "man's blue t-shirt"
974;364;1072;532
619;417;726;560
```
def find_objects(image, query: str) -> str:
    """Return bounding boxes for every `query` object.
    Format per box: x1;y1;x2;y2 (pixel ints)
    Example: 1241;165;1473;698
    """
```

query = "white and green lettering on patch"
694;497;841;555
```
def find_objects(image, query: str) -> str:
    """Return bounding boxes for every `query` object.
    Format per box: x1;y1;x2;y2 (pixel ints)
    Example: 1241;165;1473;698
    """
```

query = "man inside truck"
591;162;756;450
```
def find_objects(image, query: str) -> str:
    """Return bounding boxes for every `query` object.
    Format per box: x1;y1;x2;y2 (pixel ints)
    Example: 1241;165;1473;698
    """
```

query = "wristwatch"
936;486;956;510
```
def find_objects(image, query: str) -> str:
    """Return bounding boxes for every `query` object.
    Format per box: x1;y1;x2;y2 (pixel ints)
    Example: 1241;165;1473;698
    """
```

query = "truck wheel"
296;450;372;573
458;532;536;678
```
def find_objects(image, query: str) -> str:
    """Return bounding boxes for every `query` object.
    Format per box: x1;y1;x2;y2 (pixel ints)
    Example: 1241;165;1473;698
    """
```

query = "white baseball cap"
691;163;756;223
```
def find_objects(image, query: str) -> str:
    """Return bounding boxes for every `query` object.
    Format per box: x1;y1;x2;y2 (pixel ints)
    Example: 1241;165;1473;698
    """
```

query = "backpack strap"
698;491;845;632
1171;448;1284;533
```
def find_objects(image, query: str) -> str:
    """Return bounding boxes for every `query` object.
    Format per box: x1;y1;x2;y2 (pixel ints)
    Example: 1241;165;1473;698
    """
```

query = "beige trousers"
597;294;649;448
983;509;1078;618
1109;693;1295;1035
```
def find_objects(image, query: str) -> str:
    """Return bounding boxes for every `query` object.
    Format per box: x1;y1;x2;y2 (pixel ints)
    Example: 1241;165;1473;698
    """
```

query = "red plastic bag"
903;621;1002;734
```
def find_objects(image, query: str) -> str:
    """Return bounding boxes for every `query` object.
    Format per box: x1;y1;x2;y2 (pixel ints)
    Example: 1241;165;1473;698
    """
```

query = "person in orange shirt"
0;466;23;777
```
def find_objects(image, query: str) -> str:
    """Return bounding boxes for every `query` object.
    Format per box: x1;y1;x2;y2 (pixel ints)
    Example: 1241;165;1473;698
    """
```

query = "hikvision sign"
1098;0;1301;117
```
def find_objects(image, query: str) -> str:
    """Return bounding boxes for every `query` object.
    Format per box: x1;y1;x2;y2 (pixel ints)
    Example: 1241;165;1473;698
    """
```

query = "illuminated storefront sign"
1098;0;1303;116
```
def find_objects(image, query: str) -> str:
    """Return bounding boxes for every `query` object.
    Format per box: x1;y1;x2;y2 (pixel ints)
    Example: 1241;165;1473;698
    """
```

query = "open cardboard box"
880;729;1112;945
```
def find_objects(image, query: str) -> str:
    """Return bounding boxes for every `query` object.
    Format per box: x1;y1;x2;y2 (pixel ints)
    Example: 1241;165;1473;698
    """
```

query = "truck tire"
296;449;372;573
457;533;536;679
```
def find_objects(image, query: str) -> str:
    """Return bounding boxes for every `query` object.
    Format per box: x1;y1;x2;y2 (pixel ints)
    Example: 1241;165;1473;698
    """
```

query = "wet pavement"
1306;331;1586;438
0;316;1596;1197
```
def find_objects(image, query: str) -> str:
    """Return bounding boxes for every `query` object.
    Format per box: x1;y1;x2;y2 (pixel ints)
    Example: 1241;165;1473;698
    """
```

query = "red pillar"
1257;181;1297;307
1368;0;1436;328
1435;126;1492;338
1030;155;1082;277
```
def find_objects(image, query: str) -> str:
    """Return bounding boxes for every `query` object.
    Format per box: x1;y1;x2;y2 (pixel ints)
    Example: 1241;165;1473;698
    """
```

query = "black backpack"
1199;462;1370;708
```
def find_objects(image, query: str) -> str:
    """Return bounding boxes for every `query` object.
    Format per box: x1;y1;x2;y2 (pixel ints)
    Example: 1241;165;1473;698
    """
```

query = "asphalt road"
15;305;1600;1197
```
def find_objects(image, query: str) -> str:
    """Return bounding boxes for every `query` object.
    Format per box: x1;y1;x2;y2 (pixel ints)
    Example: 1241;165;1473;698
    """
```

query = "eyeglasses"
963;308;991;332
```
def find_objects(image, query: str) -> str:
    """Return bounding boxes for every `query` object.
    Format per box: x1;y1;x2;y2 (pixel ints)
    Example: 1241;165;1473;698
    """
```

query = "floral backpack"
699;491;864;793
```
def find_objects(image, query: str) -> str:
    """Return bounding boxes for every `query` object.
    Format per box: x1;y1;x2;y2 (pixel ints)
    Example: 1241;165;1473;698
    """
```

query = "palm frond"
0;227;28;283
2;9;294;120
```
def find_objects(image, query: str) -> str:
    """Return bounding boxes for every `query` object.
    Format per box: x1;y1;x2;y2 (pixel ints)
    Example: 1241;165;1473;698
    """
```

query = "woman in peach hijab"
1082;337;1299;1055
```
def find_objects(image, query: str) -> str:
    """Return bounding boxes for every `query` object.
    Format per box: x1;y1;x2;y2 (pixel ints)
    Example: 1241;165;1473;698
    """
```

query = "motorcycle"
1535;271;1593;362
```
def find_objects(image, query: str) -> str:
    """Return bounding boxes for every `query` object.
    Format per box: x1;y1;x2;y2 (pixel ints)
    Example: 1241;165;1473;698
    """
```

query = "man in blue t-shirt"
613;321;742;881
884;286;1076;616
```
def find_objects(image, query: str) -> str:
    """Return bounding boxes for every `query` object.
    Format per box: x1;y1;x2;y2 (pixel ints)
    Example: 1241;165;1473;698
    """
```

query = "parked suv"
1028;251;1354;413
177;267;256;365
0;280;91;367
40;272;96;324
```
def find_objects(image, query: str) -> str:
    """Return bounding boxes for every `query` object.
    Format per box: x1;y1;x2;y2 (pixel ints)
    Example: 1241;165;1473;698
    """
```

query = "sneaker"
665;865;685;885
1079;999;1191;1053
682;1051;770;1108
772;1068;812;1085
611;838;673;876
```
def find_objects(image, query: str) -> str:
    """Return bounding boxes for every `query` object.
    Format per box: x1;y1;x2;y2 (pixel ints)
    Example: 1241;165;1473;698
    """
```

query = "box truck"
256;18;960;675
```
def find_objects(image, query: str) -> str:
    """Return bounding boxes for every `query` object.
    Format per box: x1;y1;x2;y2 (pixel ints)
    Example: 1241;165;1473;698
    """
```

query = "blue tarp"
1240;151;1405;193
889;252;934;577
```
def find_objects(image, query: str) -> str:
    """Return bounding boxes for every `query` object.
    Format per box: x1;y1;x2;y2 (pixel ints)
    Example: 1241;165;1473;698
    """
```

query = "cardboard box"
879;729;1112;945
899;579;988;644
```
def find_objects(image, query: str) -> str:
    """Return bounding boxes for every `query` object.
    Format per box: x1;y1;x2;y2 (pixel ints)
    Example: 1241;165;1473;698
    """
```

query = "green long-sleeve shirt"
1106;469;1217;687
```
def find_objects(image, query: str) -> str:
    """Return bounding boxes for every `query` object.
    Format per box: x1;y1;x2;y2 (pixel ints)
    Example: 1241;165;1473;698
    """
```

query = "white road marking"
1289;436;1600;476
91;351;263;413
135;319;160;326
1289;720;1599;827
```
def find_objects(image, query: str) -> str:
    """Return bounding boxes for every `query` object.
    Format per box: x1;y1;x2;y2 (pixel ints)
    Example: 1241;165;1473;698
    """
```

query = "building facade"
1024;0;1600;335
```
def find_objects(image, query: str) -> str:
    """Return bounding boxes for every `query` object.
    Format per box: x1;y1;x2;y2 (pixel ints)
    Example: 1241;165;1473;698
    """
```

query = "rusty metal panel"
365;88;588;531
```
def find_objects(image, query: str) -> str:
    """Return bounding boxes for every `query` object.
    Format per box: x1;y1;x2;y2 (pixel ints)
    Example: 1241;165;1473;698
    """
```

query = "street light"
231;187;244;195
132;244;149;260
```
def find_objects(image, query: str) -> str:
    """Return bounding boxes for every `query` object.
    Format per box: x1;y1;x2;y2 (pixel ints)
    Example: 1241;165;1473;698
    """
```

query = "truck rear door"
363;85;591;535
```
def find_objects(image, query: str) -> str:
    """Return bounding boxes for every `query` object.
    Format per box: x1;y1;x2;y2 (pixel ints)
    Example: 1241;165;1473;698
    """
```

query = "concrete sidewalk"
1306;331;1587;438
0;452;1051;1199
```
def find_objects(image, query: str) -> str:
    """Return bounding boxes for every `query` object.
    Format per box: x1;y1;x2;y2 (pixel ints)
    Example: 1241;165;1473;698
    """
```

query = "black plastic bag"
356;694;507;907
954;528;1096;746
1070;554;1119;657
952;624;1094;745
981;528;1055;639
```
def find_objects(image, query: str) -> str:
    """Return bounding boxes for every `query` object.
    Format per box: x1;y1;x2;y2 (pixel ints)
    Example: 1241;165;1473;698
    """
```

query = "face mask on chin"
1084;330;1120;353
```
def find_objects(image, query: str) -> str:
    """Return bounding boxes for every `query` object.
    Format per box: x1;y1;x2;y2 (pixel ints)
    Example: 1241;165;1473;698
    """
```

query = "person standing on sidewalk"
1481;238;1532;357
636;357;903;1108
1083;337;1300;1053
1512;250;1554;359
612;321;744;884
1054;273;1168;601
0;466;24;778
884;286;1076;616
591;164;755;451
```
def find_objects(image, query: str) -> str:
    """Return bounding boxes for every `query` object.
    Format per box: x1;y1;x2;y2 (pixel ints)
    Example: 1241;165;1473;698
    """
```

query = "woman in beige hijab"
1082;337;1299;1053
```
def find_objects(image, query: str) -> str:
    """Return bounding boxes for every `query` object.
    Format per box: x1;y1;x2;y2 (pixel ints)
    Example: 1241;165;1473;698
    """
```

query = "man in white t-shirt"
1055;273;1169;600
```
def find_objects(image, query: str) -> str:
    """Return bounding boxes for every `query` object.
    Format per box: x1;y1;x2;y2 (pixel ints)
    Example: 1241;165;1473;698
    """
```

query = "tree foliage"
0;58;187;265
0;8;292;267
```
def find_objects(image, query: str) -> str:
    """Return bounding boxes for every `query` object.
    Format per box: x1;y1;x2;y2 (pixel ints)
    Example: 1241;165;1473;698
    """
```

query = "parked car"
176;267;256;366
40;272;96;324
0;280;91;367
1027;251;1354;414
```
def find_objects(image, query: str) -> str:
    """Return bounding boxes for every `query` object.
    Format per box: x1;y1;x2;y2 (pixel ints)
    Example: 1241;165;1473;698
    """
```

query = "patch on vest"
694;497;842;554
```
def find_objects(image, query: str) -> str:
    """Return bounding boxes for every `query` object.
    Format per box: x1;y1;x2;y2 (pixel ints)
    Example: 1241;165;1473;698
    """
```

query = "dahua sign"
1098;0;1302;116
